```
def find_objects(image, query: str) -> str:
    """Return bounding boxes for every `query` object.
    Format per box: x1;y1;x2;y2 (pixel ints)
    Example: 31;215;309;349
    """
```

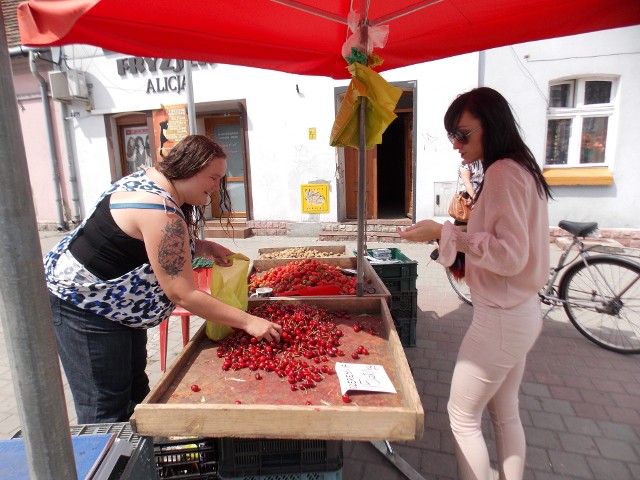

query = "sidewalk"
0;232;638;479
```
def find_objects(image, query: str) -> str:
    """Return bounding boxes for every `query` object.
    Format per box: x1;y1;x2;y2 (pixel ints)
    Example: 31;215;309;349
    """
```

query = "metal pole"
0;13;77;480
356;98;367;296
355;16;369;297
185;60;197;136
185;60;206;240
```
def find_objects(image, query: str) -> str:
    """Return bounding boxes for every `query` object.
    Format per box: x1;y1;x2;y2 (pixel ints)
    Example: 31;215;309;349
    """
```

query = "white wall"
483;26;640;229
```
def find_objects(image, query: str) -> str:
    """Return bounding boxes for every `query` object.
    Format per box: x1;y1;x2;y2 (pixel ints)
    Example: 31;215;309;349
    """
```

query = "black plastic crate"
154;437;219;479
393;315;417;347
390;290;418;319
218;439;343;478
381;276;417;293
366;248;418;279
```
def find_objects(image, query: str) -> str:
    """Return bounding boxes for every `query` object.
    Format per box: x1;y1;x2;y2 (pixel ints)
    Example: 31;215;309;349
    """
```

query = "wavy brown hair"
155;135;233;238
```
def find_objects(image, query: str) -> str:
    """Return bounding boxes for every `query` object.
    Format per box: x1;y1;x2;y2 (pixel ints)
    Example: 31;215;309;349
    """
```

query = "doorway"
341;87;415;221
204;114;250;219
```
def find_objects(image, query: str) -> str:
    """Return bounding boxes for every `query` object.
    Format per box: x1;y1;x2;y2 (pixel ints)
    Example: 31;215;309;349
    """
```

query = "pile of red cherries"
215;302;371;399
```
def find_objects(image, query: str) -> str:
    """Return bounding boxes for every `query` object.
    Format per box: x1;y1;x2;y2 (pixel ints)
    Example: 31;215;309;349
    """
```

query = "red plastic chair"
159;267;212;373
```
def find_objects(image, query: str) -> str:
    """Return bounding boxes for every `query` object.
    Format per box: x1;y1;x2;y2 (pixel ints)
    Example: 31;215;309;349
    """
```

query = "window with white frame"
545;77;617;166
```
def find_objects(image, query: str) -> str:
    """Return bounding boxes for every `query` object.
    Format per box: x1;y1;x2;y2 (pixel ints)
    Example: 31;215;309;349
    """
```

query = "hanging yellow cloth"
330;62;402;150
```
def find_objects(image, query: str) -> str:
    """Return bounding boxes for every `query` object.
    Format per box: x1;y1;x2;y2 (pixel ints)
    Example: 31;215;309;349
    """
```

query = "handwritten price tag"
335;362;397;395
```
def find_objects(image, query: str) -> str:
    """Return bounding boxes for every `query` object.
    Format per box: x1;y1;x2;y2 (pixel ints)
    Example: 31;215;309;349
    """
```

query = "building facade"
7;16;640;244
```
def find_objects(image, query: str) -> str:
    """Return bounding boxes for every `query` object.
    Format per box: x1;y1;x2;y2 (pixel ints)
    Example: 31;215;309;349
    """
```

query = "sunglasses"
447;125;481;145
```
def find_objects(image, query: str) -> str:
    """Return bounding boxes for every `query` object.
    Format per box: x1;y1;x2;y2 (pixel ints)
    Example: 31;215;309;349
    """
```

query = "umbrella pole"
0;14;77;479
356;98;367;297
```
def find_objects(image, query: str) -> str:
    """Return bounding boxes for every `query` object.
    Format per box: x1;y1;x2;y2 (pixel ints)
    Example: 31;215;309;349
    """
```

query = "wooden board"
257;245;352;258
249;257;391;304
131;297;423;441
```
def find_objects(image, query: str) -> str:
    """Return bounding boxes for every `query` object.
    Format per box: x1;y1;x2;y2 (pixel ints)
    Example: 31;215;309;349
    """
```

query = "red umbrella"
16;0;640;295
18;0;640;80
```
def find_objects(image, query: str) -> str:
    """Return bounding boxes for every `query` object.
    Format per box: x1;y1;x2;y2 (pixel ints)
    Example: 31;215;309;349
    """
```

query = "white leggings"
448;295;543;480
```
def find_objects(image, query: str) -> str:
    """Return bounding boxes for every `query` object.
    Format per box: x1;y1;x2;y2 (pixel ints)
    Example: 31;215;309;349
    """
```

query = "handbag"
448;174;472;222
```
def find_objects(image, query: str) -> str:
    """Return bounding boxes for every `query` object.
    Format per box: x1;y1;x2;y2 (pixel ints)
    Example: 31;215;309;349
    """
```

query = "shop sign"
116;57;211;95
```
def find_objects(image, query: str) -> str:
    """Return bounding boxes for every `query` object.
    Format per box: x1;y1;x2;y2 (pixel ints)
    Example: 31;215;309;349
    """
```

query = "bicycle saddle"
558;220;599;237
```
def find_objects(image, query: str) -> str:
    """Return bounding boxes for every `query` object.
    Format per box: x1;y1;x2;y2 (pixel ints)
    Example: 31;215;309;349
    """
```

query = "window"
545;78;616;167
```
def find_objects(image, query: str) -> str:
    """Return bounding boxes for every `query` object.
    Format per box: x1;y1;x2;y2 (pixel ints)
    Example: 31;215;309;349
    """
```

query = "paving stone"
586;456;636;480
540;397;575;415
548;385;582;402
530;411;567;431
596;420;640;442
563;416;602;437
525;445;553;472
604;405;640;425
572;402;611;421
521;382;552;398
548;450;592;478
557;432;599;456
524;428;561;449
594;437;639;462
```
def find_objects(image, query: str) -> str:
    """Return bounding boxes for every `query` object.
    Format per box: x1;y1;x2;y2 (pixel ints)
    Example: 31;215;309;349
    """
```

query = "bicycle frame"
540;234;640;310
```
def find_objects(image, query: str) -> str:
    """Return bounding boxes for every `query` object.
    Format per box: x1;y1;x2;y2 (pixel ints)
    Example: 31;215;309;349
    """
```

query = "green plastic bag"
205;253;250;341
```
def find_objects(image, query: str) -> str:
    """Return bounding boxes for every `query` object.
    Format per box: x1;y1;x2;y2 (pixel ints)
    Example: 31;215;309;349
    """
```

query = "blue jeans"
49;293;150;424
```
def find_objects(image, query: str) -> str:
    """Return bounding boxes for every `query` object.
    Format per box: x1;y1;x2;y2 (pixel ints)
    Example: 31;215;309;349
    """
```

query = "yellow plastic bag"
330;62;402;149
205;253;250;341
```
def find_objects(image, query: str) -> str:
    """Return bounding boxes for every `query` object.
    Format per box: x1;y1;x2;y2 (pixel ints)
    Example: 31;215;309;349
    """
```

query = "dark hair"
444;87;551;200
155;135;233;237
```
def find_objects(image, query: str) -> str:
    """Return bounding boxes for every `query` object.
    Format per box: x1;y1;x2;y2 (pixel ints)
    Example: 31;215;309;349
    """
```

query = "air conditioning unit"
49;70;88;101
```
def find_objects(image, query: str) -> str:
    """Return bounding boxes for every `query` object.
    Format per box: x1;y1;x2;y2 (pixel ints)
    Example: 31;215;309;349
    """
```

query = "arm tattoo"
158;219;187;278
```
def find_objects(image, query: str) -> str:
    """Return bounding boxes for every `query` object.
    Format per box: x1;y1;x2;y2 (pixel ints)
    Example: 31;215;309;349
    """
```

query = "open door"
344;146;377;219
404;114;413;219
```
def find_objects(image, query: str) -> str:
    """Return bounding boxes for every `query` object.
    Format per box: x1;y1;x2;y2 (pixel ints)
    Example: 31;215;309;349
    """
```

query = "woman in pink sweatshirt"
398;87;551;480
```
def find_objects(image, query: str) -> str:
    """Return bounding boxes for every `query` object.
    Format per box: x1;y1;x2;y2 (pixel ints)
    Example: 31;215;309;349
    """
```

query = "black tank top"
69;195;149;280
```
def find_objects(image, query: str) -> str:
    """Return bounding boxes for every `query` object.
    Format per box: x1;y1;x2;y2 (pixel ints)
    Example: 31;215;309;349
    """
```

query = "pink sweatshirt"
438;158;550;308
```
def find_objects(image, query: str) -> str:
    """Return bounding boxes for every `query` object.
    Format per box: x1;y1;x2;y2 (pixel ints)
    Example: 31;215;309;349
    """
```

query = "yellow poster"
152;104;189;159
301;184;329;213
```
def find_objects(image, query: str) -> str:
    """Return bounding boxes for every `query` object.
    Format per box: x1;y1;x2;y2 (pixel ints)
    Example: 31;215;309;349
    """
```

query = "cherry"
190;384;200;392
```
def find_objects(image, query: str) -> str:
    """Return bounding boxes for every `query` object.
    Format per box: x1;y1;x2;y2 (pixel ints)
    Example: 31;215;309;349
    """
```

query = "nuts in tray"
258;246;345;259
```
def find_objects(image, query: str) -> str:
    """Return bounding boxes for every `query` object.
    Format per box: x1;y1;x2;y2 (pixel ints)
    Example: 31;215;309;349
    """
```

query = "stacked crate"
366;248;418;347
154;437;343;480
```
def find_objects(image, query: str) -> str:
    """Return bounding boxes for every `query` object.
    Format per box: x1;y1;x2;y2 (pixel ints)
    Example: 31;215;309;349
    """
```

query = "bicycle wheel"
559;256;640;354
446;269;472;305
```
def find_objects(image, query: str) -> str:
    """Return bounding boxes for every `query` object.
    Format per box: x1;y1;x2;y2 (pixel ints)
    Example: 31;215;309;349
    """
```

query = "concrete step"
204;221;253;239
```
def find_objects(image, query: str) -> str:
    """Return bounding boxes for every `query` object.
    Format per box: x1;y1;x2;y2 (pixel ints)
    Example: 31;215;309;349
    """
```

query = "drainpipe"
29;50;67;230
59;101;83;222
478;50;486;87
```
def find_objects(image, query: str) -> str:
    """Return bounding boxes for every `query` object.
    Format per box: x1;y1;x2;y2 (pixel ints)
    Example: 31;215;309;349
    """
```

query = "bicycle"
441;220;640;354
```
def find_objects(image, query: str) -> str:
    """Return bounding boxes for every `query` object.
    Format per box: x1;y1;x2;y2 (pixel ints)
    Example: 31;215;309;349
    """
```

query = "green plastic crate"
393;315;417;347
366;248;418;279
382;276;417;293
391;290;418;319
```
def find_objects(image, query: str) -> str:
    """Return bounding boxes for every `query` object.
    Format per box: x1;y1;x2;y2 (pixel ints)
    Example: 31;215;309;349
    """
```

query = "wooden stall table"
131;297;423;441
